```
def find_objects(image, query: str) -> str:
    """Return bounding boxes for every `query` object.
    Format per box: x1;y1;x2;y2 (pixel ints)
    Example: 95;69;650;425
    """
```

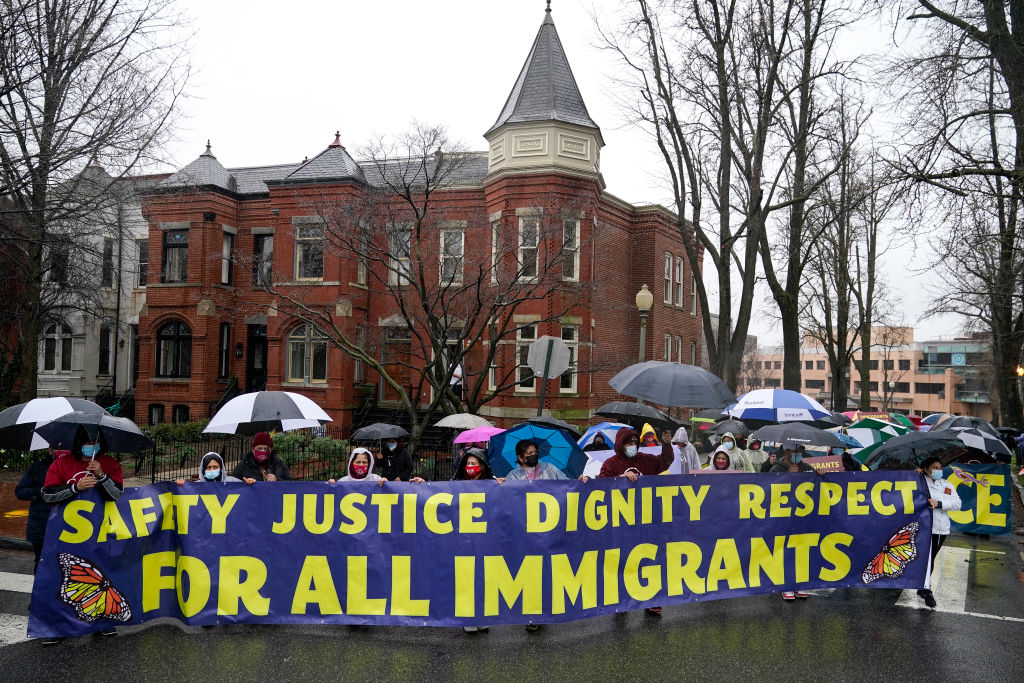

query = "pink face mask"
253;447;269;463
352;464;369;478
464;464;482;478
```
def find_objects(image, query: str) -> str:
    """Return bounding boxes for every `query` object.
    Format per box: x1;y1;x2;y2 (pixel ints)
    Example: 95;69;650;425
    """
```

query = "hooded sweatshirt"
232;447;292;482
197;452;241;483
671;427;702;472
598;428;674;478
452;447;495;481
340;447;382;482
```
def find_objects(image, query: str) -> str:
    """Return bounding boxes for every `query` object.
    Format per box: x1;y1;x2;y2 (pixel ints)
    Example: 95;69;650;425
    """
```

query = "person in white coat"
918;455;962;608
671;427;702;472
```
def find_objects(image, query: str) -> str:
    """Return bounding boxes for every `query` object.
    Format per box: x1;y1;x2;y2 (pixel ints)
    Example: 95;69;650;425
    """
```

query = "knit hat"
252;432;273;448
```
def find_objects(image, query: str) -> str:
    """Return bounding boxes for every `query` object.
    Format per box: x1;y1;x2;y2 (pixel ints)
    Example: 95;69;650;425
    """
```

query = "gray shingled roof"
485;9;599;136
159;146;237;193
359;153;489;189
277;144;366;184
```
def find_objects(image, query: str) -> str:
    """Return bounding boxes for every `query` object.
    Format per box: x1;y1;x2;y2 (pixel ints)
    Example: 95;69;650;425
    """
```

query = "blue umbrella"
727;389;830;423
488;423;588;478
578;422;629;449
833;432;863;448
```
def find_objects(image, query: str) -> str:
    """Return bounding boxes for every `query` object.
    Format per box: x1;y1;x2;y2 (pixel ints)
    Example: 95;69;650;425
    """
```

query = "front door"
246;325;267;392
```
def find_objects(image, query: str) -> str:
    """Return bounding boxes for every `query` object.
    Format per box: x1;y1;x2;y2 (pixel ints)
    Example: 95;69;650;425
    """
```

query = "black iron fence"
1;428;460;483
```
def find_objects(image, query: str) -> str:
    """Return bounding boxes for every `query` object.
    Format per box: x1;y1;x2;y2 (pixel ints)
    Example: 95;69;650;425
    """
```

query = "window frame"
136;238;148;287
217;322;231;379
490;216;500;285
691;275;698;315
155;321;192;378
42;323;73;373
440;228;464;285
253;233;273;288
561;217;580;281
161;229;188;283
517;216;539;283
663;334;672;362
221;231;235;285
674;257;684;307
664;253;672;304
674;336;682;364
514;323;537;393
559;324;578;393
101;237;114;288
98;323;112;376
294;222;324;281
388;224;412;287
287;323;328;385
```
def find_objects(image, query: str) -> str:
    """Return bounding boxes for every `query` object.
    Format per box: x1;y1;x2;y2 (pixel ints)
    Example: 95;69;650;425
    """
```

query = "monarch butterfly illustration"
861;522;920;584
57;553;133;623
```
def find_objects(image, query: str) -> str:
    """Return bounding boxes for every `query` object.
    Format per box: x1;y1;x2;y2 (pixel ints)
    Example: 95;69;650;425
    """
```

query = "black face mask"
523;454;539;467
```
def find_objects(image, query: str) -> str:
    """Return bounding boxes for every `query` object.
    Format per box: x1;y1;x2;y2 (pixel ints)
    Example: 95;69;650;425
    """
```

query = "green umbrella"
846;418;912;463
888;413;916;429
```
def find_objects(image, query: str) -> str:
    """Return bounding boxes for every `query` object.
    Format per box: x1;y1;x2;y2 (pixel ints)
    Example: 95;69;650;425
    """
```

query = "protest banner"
945;463;1013;535
29;471;931;637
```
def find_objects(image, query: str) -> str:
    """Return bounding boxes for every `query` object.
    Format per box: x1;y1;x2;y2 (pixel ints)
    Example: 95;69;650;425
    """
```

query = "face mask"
750;444;760;450
624;445;638;458
791;453;803;464
204;469;221;481
352;464;369;477
722;441;734;450
930;469;943;480
715;459;728;470
81;445;99;458
523;454;539;467
386;442;397;450
464;464;482;478
253;449;269;463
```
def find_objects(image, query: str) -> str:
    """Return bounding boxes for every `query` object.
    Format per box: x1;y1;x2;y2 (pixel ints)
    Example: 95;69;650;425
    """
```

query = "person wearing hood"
704;447;734;472
505;440;569;481
599;428;674;480
377;438;413;481
760;446;782;473
233;432;291;485
917;456;962;608
671;427;701;472
746;439;767;470
718;432;755;472
176;452;241;485
330;447;386;485
453;447;498;481
583;432;612;453
639;424;659;448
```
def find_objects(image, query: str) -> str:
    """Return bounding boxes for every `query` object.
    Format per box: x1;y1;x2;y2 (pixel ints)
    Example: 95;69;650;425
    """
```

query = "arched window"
287;323;327;384
156;321;192;377
42;323;73;372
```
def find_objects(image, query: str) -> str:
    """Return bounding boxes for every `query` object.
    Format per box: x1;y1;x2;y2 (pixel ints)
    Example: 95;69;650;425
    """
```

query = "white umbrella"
204;391;331;434
727;389;830;423
434;413;493;429
0;397;110;451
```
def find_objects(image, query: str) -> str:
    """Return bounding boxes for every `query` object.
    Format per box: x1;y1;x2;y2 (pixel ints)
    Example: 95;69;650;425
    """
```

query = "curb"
0;535;32;551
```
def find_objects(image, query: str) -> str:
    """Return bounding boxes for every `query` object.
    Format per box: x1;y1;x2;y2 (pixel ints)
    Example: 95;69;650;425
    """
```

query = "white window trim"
674;336;682;365
691;275;698;315
664;253;672;304
674;257;684;307
690;341;696;365
221;232;235;285
41;323;74;373
293;219;325;282
517;215;539;284
663;334;672;362
559;324;578;393
514;323;538;394
561;217;580;282
286;324;328;384
489;212;501;285
439;228;464;285
388;223;412;287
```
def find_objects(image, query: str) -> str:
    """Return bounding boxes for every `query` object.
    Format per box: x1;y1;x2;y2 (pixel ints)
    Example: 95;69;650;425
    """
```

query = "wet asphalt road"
3;531;1022;683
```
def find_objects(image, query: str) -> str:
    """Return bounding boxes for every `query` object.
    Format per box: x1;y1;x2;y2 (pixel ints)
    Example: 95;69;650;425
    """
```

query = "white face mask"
624;445;638;458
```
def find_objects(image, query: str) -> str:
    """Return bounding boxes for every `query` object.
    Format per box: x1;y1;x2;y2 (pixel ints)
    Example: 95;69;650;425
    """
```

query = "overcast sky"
166;0;957;348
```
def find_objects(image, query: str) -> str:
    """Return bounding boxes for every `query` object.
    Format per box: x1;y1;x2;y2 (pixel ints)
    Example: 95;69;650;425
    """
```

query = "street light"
635;284;653;363
887;381;895;412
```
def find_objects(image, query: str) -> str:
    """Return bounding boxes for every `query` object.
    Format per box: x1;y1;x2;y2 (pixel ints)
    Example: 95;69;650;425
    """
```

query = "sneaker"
782;591;796;601
645;606;662;614
794;591;808;599
463;626;479;633
41;637;64;646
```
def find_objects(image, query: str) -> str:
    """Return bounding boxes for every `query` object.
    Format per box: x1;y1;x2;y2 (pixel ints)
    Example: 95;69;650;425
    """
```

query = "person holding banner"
705;447;733;472
329;447;387;485
175;452;241;485
599;428;674;480
233;432;291;484
505;440;569;481
918;456;962;608
452;447;498;481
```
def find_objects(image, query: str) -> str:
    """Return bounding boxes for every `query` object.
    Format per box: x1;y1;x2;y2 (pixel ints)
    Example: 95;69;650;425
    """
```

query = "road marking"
896;546;1024;622
0;571;33;594
0;613;29;647
968;549;1006;555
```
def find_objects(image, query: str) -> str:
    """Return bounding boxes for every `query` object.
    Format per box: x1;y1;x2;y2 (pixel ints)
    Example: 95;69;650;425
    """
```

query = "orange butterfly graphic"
58;553;133;622
861;522;920;584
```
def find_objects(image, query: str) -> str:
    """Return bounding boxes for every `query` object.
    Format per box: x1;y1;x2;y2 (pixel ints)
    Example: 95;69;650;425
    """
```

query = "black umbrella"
751;423;845;449
204;391;332;435
818;411;852;426
0;397;110;451
862;432;966;471
609;361;735;408
953;428;1012;457
34;412;154;454
931;415;999;437
595;401;677;430
526;415;581;437
351;423;410;441
706;419;751;437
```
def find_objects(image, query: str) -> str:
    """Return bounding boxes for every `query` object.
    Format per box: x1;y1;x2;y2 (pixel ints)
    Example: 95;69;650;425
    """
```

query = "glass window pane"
289;341;305;381
44;338;56;371
311;342;327;381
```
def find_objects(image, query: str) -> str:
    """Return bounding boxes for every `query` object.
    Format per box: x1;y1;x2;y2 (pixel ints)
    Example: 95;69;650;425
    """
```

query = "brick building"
134;7;702;430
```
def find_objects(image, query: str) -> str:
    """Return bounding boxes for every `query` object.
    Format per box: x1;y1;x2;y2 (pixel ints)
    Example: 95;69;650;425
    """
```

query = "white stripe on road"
896;547;1024;622
0;613;29;646
0;571;33;594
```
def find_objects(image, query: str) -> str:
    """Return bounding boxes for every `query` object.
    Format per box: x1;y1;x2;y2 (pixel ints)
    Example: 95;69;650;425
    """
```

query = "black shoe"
917;589;928;597
923;592;937;608
41;637;64;646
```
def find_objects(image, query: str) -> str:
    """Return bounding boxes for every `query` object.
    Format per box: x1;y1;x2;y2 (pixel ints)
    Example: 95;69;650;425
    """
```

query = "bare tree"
886;1;1024;427
0;0;189;401
264;123;599;451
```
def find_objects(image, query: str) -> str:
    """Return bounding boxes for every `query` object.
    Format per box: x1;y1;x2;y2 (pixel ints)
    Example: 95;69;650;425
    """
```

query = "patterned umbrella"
862;431;966;470
204;391;331;434
846;418;912;463
0;397;110;451
728;389;830;423
953;428;1012;457
34;412;154;454
487;423;588;478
